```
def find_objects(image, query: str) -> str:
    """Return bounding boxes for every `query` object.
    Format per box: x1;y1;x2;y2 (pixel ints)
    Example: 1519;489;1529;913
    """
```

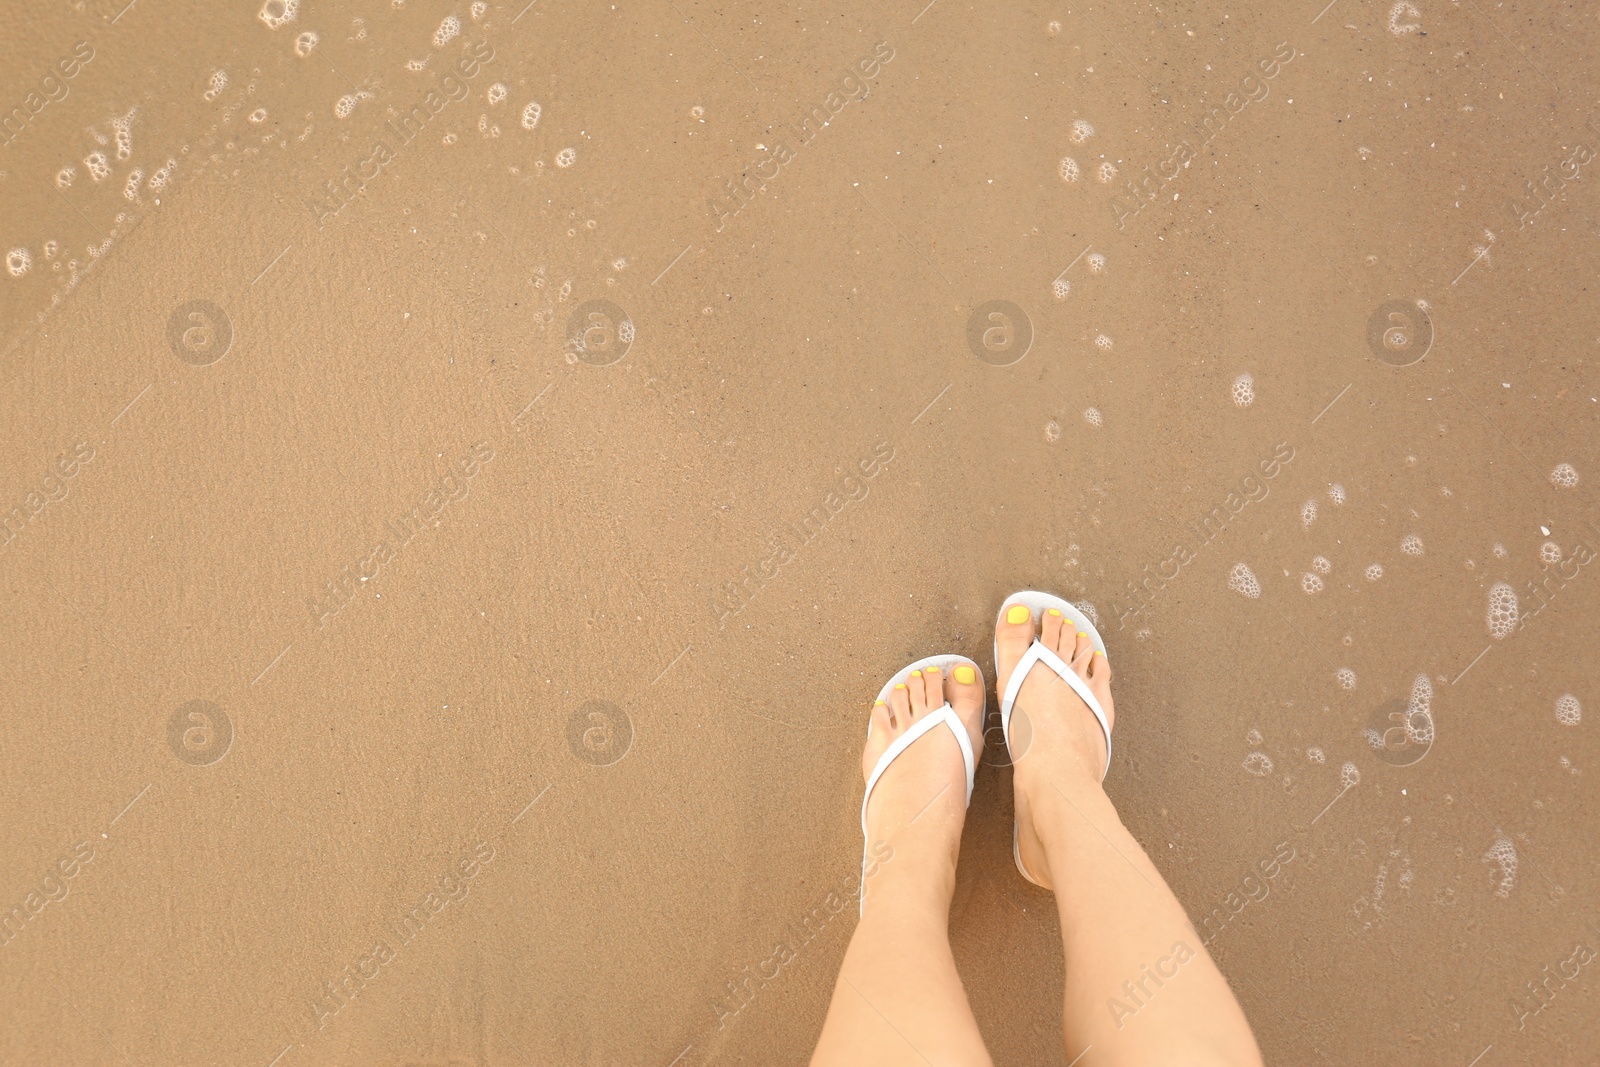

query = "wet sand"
2;1;1598;1064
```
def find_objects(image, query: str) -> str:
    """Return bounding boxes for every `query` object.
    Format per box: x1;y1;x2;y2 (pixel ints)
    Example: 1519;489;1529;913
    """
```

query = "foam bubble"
617;319;635;344
406;58;428;72
56;166;75;189
487;83;507;105
1243;752;1273;776
1556;694;1581;726
259;0;299;29
1075;601;1100;627
1044;420;1061;443
123;169;143;200
1301;500;1317;528
521;102;542;129
1307;746;1326;764
84;151;110;182
1336;667;1356;690
1312;555;1332;575
612;257;628;272
1058;156;1079;182
1246;728;1263;746
1047;20;1062;34
1540;541;1561;565
294;30;318;56
1401;535;1423;556
1084;407;1102;427
1550;463;1578;488
1328;483;1346;505
1051;278;1071;300
471;0;488;18
1228;562;1261;599
1087;253;1106;274
1231;373;1255;407
1339;761;1360;788
1093;333;1112;350
1388;1;1423;35
433;15;461;47
1408;674;1434;744
1486;581;1519;639
690;105;705;120
1301;572;1323;594
1096;161;1118;183
1070;119;1094;144
555;147;577;167
6;249;31;277
1482;835;1517;897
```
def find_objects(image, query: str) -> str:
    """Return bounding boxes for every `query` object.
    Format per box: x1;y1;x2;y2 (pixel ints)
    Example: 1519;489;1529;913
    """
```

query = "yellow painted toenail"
894;683;907;690
1047;608;1062;617
1094;649;1106;657
953;665;975;685
909;670;922;677
875;699;886;706
1007;605;1031;625
1077;631;1089;640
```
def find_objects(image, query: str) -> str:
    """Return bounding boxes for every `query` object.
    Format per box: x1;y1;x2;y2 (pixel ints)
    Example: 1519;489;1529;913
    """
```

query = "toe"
888;681;911;729
996;601;1038;695
1070;628;1093;674
1041;606;1065;650
948;661;986;750
920;664;944;709
907;670;928;718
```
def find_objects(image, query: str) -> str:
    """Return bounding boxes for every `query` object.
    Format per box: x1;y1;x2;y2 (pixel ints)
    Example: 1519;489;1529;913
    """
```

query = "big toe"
995;601;1037;694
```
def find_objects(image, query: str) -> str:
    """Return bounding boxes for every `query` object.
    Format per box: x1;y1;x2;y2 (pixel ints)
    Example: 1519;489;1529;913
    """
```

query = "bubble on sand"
1231;373;1255;407
1486;582;1519;639
1047;20;1062;34
6;249;32;277
1097;161;1118;183
149;158;175;190
471;0;488;18
1084;407;1103;427
1401;535;1423;556
1301;572;1324;594
1307;746;1326;764
521;102;542;129
1339;761;1360;788
205;70;228;102
690;105;705;120
1492;542;1507;559
56;166;75;188
1246;728;1263;746
123;169;143;199
1482;835;1517;897
1312;556;1332;575
1094;333;1112;350
1052;278;1071;300
1336;667;1357;690
111;109;135;160
1550;463;1578;488
259;0;299;30
249;107;267;123
1228;563;1261;599
1540;541;1562;565
294;30;318;56
1243;752;1274;776
1044;420;1061;443
1329;483;1346;505
1407;675;1434;745
433;15;461;46
1388;1;1423;35
1301;500;1318;528
334;92;370;119
487;83;507;105
1070;119;1095;144
1556;694;1581;726
1087;253;1106;274
84;151;110;182
406;58;428;72
612;257;628;272
1075;601;1100;627
555;147;576;168
1059;156;1080;182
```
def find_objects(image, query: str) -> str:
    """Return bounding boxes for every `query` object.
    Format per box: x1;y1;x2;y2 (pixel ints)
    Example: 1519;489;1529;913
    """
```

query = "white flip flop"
994;591;1112;888
859;654;984;916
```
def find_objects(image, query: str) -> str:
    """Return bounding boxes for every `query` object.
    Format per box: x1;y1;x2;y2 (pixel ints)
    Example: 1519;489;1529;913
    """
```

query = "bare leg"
997;605;1264;1067
812;664;993;1067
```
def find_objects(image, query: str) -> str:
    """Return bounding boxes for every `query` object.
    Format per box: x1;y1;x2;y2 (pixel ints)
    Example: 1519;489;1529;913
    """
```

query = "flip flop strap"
1000;640;1113;779
859;703;976;838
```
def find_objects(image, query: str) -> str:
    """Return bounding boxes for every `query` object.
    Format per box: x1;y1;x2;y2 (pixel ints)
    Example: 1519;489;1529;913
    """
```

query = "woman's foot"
994;605;1115;890
859;663;986;916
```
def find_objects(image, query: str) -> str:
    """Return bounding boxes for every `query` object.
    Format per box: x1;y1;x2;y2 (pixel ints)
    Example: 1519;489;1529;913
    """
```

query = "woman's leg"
996;606;1264;1067
812;664;993;1067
